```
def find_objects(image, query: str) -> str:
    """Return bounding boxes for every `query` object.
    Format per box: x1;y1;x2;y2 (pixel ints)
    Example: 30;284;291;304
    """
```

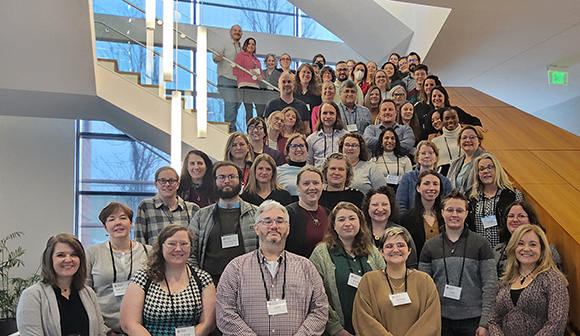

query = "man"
216;200;328;336
188;161;258;284
263;72;310;130
337;80;372;134
419;190;497;336
307;101;347;168
402;52;421;94
334;61;364;105
407;64;429;104
213;25;243;132
363;99;414;154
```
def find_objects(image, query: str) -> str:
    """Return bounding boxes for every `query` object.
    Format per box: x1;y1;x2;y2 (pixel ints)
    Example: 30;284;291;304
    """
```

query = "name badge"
443;284;462;300
175;326;195;336
346;124;358;132
347;273;362;288
386;174;399;185
389;292;412;306
221;234;240;249
267;299;288;316
112;281;130;296
306;103;311;111
481;215;498;229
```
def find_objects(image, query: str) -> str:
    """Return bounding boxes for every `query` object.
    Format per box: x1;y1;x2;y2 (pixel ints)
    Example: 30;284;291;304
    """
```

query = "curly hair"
281;106;307;135
338;132;369;162
323;201;373;256
146;225;195;282
321;152;354;188
361;186;400;230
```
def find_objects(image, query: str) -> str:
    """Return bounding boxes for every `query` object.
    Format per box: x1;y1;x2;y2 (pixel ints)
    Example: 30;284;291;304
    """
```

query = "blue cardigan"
396;168;453;212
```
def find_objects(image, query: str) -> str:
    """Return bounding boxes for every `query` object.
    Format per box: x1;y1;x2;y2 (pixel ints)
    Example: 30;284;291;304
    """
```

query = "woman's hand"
475;326;489;336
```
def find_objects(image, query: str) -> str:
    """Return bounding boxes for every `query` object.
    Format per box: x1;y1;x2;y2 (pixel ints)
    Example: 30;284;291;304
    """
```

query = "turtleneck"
288;160;306;167
443;126;462;139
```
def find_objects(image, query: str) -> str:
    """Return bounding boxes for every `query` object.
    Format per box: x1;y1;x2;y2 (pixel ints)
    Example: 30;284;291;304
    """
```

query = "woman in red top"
233;37;265;124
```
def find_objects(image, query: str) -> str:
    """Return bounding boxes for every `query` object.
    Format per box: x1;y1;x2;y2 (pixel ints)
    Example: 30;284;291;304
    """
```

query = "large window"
76;120;170;246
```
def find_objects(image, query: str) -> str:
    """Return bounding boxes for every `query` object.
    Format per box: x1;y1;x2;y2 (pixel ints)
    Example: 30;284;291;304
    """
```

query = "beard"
217;182;242;199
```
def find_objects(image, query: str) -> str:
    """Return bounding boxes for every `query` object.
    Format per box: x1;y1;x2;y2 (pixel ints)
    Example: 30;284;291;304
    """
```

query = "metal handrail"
94;20;218;88
118;0;280;91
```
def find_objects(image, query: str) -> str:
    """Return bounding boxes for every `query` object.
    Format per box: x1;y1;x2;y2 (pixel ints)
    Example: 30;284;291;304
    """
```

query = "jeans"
218;76;241;132
441;316;480;336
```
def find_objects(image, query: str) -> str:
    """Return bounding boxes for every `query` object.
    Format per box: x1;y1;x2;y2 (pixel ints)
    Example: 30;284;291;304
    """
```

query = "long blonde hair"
244;154;284;195
501;225;567;286
469;152;514;199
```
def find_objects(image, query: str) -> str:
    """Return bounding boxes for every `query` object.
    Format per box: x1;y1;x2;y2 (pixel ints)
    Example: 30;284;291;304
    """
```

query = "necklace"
305;209;320;226
519;266;537;285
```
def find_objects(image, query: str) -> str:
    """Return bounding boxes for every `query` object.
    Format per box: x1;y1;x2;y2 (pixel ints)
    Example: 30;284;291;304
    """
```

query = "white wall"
0;116;76;278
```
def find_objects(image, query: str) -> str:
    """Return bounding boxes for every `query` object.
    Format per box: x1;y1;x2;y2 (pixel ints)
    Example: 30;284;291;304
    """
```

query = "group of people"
15;24;570;336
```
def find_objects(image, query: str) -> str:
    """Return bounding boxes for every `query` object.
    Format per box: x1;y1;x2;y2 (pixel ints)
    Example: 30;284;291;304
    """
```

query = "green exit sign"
548;66;568;86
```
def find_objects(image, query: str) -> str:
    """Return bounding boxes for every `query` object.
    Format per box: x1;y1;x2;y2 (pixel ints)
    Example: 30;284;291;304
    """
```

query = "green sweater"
310;243;386;335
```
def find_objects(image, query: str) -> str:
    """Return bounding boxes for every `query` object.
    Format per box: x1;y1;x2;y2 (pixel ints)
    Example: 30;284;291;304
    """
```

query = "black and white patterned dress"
131;267;212;335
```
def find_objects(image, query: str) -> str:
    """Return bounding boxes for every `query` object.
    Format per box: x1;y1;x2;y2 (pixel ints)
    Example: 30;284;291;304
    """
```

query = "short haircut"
408;52;421;63
312;53;326;64
41;234;87;289
338;132;369;162
321;152;354;187
320;66;336;82
339;79;357;93
212;160;243;181
285;133;308;159
255;200;289;223
414;140;439;165
98;202;134;225
441;188;469;209
247;117;268;139
457;125;483;146
414;64;429;74
296;165;323;185
378;226;413;252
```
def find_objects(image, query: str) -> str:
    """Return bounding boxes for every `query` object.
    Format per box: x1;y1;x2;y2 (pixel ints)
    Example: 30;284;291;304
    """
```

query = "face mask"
355;70;365;81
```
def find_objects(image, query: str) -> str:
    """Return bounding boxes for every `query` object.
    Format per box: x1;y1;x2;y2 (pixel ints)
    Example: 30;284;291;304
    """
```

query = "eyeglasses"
478;164;495;172
343;143;360;148
289;143;306;149
156;178;179;185
342;89;356;94
444;208;466;215
164;241;191;249
408;58;418;62
259;217;288;227
216;174;239;181
507;213;528;220
248;125;264;132
280;57;291;61
336;68;348;72
383;242;407;249
393;93;406;98
460;135;478;141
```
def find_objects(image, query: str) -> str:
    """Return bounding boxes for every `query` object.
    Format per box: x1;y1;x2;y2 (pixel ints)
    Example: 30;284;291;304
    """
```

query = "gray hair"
388;85;406;98
254;200;289;223
265;53;277;61
339;79;357;93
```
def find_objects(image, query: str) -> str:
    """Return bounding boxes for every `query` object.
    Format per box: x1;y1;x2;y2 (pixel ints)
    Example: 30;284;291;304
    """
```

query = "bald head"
278;72;294;95
230;25;242;42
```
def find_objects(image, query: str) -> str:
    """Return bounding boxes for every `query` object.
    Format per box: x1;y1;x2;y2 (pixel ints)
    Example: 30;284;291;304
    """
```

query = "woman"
383;62;405;90
397;101;421;143
352;226;441;336
371;128;412;192
265;111;287;156
364;86;382;124
224;132;254;188
241;154;293;206
427;109;443;141
353;62;370;95
467;153;523;247
282;106;308;137
388;85;407;111
398;57;409;78
319;66;336;84
319;153;365;210
400;170;445;256
366;61;378;86
396;140;452;212
310;202;386;336
389;53;400;65
361;186;418;267
416;75;442;138
279;53;295;74
424;86;482;137
307;101;347;168
17;234;107;336
262;53;281;89
494;201;562;278
338;132;384;194
447;125;486;192
294;63;322;114
286;166;330;257
488;225;569;336
86;202;150;335
311;81;336;132
431;107;463;175
177;150;216;208
278;133;309;199
135;166;199;245
246;117;284;166
120;225;216;335
233;37;265;122
372;69;391;101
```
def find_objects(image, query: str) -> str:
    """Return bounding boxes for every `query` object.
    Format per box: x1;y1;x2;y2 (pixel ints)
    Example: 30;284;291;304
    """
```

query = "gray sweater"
17;282;107;336
419;228;498;328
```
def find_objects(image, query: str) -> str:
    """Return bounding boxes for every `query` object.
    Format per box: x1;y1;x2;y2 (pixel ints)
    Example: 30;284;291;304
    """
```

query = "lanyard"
164;266;192;328
257;251;287;301
162;200;191;225
341;104;358;126
384;267;408;294
381;154;399;176
323;132;335;158
108;241;134;283
343;252;366;276
443;137;460;161
479;189;499;218
442;231;468;287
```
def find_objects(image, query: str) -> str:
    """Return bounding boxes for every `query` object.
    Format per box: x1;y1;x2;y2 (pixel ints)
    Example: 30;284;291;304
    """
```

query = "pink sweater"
233;51;264;88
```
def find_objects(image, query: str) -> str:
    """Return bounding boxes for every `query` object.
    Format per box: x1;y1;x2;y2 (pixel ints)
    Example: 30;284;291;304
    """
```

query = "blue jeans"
218;76;241;132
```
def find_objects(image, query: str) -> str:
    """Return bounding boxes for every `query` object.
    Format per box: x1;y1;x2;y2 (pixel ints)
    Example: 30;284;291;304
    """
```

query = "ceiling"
292;0;580;135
